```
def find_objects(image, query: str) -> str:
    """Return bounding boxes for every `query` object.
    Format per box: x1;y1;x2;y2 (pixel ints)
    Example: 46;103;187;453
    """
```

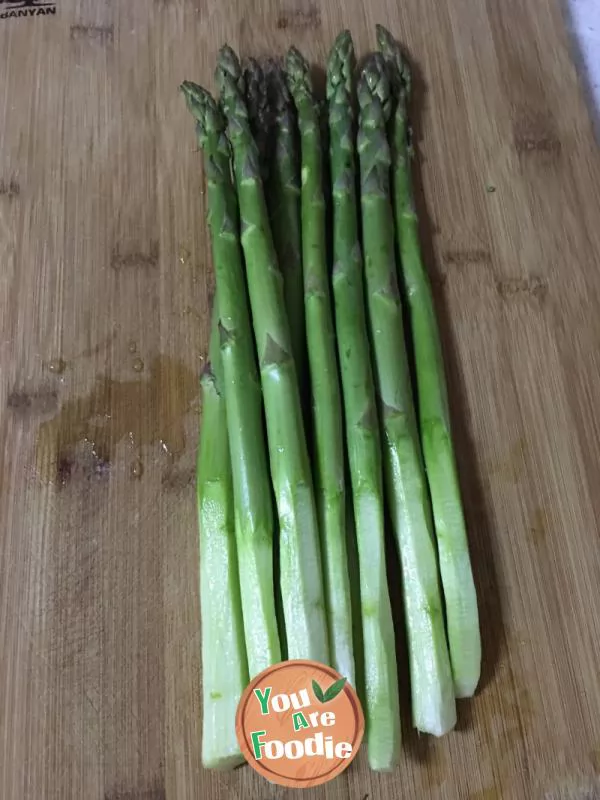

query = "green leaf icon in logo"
312;679;325;703
312;676;347;703
323;677;347;702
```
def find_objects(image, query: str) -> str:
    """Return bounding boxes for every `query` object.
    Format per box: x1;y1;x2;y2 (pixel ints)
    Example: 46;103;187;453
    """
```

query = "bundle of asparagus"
184;25;481;773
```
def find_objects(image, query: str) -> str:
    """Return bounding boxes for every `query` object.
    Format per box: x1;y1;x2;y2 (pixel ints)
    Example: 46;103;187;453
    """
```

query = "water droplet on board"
130;459;144;479
47;358;67;375
132;357;144;372
160;439;173;459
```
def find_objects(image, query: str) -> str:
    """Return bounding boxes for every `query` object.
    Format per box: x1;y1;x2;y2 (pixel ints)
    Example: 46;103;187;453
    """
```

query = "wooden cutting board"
1;0;600;798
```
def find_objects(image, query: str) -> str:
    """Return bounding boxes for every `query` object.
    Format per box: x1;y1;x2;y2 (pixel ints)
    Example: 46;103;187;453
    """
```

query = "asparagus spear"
327;31;400;770
182;82;281;677
357;54;456;736
286;47;354;685
266;63;307;396
197;305;248;769
377;25;481;697
241;60;290;658
216;46;329;665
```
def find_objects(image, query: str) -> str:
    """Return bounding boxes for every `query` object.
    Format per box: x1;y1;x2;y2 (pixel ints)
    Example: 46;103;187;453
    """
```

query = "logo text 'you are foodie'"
236;659;364;788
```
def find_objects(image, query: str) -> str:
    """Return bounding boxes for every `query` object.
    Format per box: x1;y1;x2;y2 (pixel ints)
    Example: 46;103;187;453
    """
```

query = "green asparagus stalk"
377;25;481;697
327;31;400;770
357;54;456;736
216;46;329;665
286;47;354;685
266;63;307;395
241;61;290;658
182;82;281;677
197;305;248;769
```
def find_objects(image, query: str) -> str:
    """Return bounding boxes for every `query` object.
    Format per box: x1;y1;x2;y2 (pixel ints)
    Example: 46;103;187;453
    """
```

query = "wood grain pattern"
1;0;599;798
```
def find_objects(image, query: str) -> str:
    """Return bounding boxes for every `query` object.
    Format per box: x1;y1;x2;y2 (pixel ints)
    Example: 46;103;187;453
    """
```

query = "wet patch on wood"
513;112;561;159
496;276;548;302
161;466;195;492
54;444;111;488
0;178;20;198
276;3;320;30
70;24;114;44
111;240;159;270
7;387;59;416
442;248;492;267
35;355;199;486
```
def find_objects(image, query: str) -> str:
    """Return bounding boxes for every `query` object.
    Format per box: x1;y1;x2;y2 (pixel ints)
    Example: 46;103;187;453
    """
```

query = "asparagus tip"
266;59;292;111
243;57;269;128
330;29;354;60
285;45;309;77
180;81;224;140
242;56;265;104
216;44;244;95
285;46;313;100
375;23;395;55
180;79;202;108
326;29;355;101
376;24;412;100
358;53;392;123
216;45;253;141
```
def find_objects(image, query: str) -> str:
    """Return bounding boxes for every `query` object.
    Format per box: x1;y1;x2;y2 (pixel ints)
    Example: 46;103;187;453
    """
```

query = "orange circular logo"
235;660;364;788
